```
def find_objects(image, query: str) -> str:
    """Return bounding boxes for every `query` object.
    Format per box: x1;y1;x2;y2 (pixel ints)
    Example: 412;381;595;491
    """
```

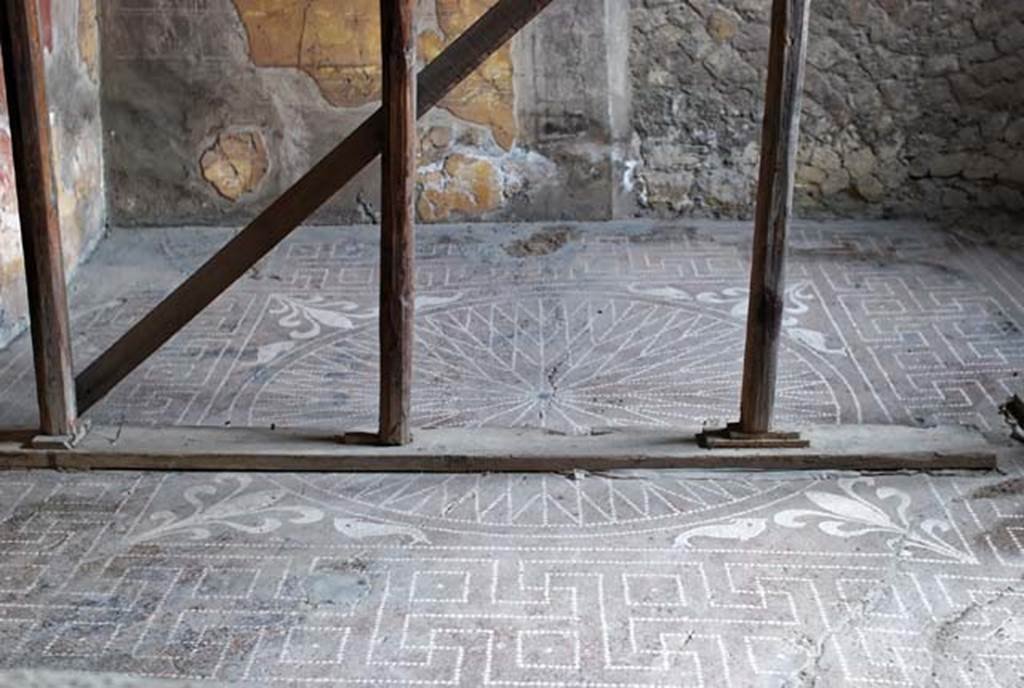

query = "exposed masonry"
631;0;1024;218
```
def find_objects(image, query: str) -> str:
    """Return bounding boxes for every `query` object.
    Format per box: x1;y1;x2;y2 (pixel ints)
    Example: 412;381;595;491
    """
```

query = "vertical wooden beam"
0;0;78;438
378;0;417;445
738;0;811;435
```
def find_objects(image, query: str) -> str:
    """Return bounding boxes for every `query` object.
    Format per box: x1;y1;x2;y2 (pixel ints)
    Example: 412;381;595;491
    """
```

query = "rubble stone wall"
631;0;1024;218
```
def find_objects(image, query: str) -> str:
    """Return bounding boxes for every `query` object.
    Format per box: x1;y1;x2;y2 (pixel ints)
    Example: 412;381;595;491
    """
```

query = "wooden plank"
0;425;999;472
738;0;812;435
74;0;558;413
378;0;417;446
0;0;78;437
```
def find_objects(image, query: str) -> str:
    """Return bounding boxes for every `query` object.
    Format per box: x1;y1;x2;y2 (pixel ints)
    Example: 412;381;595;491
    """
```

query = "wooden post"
0;0;79;440
378;0;416;445
738;0;811;436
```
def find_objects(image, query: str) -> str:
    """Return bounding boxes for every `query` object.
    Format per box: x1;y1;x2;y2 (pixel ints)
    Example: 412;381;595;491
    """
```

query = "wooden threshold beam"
75;0;558;413
738;0;812;435
378;0;418;446
0;425;999;472
0;0;79;438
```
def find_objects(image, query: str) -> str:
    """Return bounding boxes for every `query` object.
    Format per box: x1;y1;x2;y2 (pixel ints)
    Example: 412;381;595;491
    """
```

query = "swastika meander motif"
1;466;1024;685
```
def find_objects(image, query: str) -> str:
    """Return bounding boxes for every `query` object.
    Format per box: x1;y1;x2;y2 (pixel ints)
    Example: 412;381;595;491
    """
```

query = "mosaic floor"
0;220;1023;686
2;220;1024;434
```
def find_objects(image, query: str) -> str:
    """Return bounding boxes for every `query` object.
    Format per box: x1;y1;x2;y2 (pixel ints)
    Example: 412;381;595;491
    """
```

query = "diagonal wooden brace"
75;0;558;413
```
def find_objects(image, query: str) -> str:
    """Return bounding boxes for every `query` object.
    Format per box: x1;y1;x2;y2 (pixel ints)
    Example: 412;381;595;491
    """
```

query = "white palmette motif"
257;293;463;364
128;474;324;544
269;295;371;339
630;280;846;356
256;295;376;364
774;477;975;563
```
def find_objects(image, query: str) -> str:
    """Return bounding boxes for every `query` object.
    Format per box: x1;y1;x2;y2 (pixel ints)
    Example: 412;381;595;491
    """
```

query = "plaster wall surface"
101;0;628;227
0;0;106;348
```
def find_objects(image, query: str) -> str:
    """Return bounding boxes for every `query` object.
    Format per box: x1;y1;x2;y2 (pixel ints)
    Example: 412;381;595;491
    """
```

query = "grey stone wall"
631;0;1024;219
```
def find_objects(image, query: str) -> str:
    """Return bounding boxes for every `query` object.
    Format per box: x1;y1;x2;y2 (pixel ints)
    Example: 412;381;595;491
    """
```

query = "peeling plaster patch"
420;125;454;165
234;0;382;107
416;148;556;223
417;153;502;223
200;131;270;202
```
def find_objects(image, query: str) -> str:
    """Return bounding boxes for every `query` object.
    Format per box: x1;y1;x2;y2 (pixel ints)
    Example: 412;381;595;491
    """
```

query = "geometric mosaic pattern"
0;220;1022;685
2;465;1024;685
0;220;1021;434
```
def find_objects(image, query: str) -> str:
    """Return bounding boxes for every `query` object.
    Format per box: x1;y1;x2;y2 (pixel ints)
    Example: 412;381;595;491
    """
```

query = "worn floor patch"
502;224;580;257
0;220;1022;685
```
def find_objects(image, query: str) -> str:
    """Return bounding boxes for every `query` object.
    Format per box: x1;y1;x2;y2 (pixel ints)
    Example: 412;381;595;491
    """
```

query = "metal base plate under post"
697;423;810;449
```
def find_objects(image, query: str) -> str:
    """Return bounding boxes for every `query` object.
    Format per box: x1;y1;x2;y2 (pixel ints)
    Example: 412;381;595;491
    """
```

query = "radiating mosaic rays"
237;293;845;433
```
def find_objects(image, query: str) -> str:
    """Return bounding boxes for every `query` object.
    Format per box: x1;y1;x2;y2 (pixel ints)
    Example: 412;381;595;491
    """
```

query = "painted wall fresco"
0;83;28;349
102;0;625;226
0;0;106;348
